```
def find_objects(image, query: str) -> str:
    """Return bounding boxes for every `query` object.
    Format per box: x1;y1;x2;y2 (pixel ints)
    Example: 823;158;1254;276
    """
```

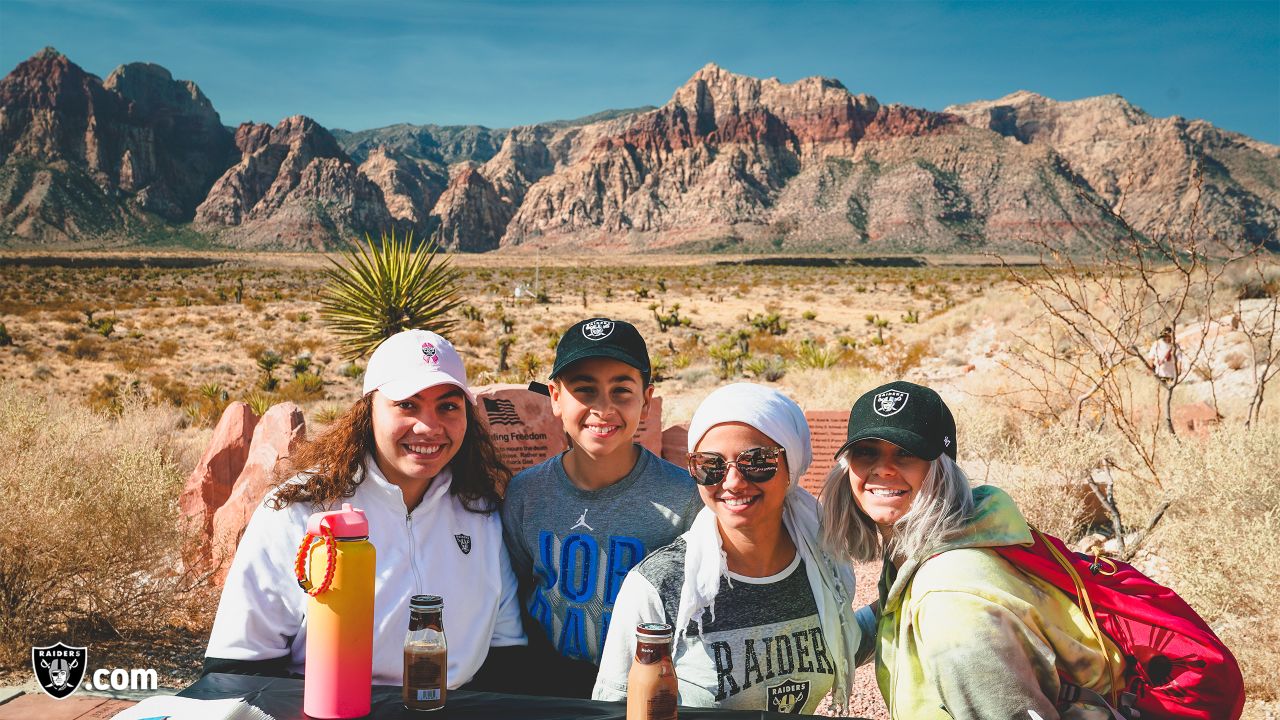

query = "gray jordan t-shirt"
501;446;698;665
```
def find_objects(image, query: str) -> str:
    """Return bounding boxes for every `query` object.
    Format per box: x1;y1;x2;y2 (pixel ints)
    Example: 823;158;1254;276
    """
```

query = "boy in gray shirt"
501;318;697;697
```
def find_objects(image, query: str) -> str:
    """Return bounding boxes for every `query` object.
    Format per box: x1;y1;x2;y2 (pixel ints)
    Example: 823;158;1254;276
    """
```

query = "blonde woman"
821;380;1124;720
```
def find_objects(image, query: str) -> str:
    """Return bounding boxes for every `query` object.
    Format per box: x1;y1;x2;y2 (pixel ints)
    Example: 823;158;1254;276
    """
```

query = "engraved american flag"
483;397;521;425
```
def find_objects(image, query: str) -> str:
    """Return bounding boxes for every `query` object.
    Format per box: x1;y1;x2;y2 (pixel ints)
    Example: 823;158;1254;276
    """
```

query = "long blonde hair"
820;451;974;563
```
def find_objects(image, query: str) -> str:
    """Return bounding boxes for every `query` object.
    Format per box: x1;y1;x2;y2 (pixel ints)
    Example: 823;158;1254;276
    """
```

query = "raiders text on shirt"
634;538;836;713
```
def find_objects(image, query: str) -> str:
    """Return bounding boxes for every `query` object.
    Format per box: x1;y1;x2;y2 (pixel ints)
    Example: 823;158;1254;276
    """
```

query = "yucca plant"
321;230;462;359
792;340;843;370
245;390;274;417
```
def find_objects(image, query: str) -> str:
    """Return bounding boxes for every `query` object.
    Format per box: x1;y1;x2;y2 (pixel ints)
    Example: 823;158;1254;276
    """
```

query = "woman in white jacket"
593;383;874;715
204;330;526;688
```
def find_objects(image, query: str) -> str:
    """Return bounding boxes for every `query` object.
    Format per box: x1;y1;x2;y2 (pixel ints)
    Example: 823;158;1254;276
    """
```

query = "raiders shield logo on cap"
32;642;88;700
581;319;614;341
873;389;909;417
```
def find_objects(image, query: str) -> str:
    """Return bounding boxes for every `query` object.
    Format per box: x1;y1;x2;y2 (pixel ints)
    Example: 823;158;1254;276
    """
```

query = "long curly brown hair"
269;393;509;513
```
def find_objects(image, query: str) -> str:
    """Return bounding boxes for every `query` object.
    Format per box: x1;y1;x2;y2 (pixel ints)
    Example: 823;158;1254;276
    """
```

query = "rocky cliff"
194;115;396;250
2;51;1275;251
0;48;237;243
947;91;1280;245
332;123;506;167
432;64;1132;252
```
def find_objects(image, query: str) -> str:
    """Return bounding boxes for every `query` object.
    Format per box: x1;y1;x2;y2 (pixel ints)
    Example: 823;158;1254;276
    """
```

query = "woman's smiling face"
694;422;789;536
370;384;468;489
845;438;932;528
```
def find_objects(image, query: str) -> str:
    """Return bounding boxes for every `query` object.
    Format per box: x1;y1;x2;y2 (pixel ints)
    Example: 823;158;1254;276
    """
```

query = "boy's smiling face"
549;357;652;460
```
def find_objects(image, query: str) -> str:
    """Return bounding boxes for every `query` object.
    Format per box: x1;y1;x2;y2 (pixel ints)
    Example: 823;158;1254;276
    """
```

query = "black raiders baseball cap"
835;380;957;461
528;318;651;396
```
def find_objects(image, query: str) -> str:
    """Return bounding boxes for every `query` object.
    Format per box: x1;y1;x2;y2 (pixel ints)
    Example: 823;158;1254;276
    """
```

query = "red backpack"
992;528;1245;720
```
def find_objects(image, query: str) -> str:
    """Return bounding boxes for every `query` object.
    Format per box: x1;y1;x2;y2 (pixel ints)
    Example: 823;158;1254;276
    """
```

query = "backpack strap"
1029;527;1121;709
1058;679;1131;720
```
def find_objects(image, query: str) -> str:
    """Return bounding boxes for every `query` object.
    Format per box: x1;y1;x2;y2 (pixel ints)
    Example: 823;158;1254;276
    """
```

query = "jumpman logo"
570;508;594;532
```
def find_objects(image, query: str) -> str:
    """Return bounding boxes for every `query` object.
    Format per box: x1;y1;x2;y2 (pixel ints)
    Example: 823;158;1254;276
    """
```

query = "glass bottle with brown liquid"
626;622;677;720
403;595;447;712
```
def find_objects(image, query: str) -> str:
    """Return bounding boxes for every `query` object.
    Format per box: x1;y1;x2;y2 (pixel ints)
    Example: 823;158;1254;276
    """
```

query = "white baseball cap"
362;329;474;402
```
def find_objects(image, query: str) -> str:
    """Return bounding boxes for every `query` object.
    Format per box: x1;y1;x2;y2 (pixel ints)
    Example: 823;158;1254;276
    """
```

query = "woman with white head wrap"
592;383;875;715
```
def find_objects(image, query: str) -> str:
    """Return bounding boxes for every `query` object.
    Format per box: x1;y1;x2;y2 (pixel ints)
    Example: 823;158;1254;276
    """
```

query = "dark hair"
270;394;509;513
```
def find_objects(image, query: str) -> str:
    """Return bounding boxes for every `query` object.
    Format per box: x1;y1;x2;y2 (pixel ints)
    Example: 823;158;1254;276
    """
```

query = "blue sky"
2;0;1277;142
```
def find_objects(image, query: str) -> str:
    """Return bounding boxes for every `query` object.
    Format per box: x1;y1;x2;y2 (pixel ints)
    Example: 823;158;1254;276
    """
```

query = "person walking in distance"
1147;326;1183;433
1147;326;1181;383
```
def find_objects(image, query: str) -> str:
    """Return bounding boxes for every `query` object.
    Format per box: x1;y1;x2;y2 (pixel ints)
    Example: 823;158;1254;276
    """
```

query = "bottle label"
406;651;445;686
635;643;670;665
648;689;677;720
415;689;442;701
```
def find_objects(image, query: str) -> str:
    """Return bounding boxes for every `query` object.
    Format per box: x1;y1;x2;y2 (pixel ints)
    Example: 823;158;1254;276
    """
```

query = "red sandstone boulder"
1173;402;1220;437
473;384;569;477
798;410;850;498
661;423;689;467
636;396;663;457
179;402;258;545
210;402;306;577
663;410;850;499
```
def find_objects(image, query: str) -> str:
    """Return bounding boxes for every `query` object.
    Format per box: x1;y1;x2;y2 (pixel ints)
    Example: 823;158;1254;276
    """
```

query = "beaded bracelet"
294;527;337;596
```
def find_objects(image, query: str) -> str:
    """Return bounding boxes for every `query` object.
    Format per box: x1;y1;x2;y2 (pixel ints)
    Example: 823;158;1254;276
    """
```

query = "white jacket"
206;458;526;687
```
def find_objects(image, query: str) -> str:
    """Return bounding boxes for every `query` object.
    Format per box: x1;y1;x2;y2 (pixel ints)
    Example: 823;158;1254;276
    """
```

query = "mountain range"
1;48;1276;252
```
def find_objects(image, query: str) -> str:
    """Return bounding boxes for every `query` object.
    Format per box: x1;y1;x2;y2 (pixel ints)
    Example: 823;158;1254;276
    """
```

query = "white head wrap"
677;383;860;713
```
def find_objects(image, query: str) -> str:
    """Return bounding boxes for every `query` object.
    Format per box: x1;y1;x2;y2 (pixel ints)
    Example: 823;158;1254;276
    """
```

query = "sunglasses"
686;447;786;486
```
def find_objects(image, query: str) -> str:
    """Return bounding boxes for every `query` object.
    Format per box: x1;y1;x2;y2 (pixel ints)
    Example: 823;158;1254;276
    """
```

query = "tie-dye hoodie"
874;485;1124;720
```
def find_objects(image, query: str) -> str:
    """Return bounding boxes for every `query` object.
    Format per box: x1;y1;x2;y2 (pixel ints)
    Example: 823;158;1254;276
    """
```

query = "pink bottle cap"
306;503;369;538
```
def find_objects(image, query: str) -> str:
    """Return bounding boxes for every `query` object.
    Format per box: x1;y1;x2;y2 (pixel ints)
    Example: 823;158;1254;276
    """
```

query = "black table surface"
180;673;869;720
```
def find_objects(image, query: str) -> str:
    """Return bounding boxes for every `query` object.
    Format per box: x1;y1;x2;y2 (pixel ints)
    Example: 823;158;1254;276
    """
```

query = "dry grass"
958;404;1107;541
0;259;981;412
0;386;218;668
1147;421;1280;705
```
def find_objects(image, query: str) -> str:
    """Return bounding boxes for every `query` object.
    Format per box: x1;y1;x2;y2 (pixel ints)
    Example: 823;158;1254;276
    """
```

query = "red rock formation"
4;51;1275;252
358;146;445;227
660;423;690;467
947;91;1280;245
0;48;236;241
178;402;259;550
209;403;306;577
438;63;1120;253
429;165;516;251
0;48;133;174
195;115;396;249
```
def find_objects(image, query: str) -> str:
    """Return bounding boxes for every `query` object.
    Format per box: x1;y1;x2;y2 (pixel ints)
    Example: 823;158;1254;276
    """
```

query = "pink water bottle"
294;503;376;719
